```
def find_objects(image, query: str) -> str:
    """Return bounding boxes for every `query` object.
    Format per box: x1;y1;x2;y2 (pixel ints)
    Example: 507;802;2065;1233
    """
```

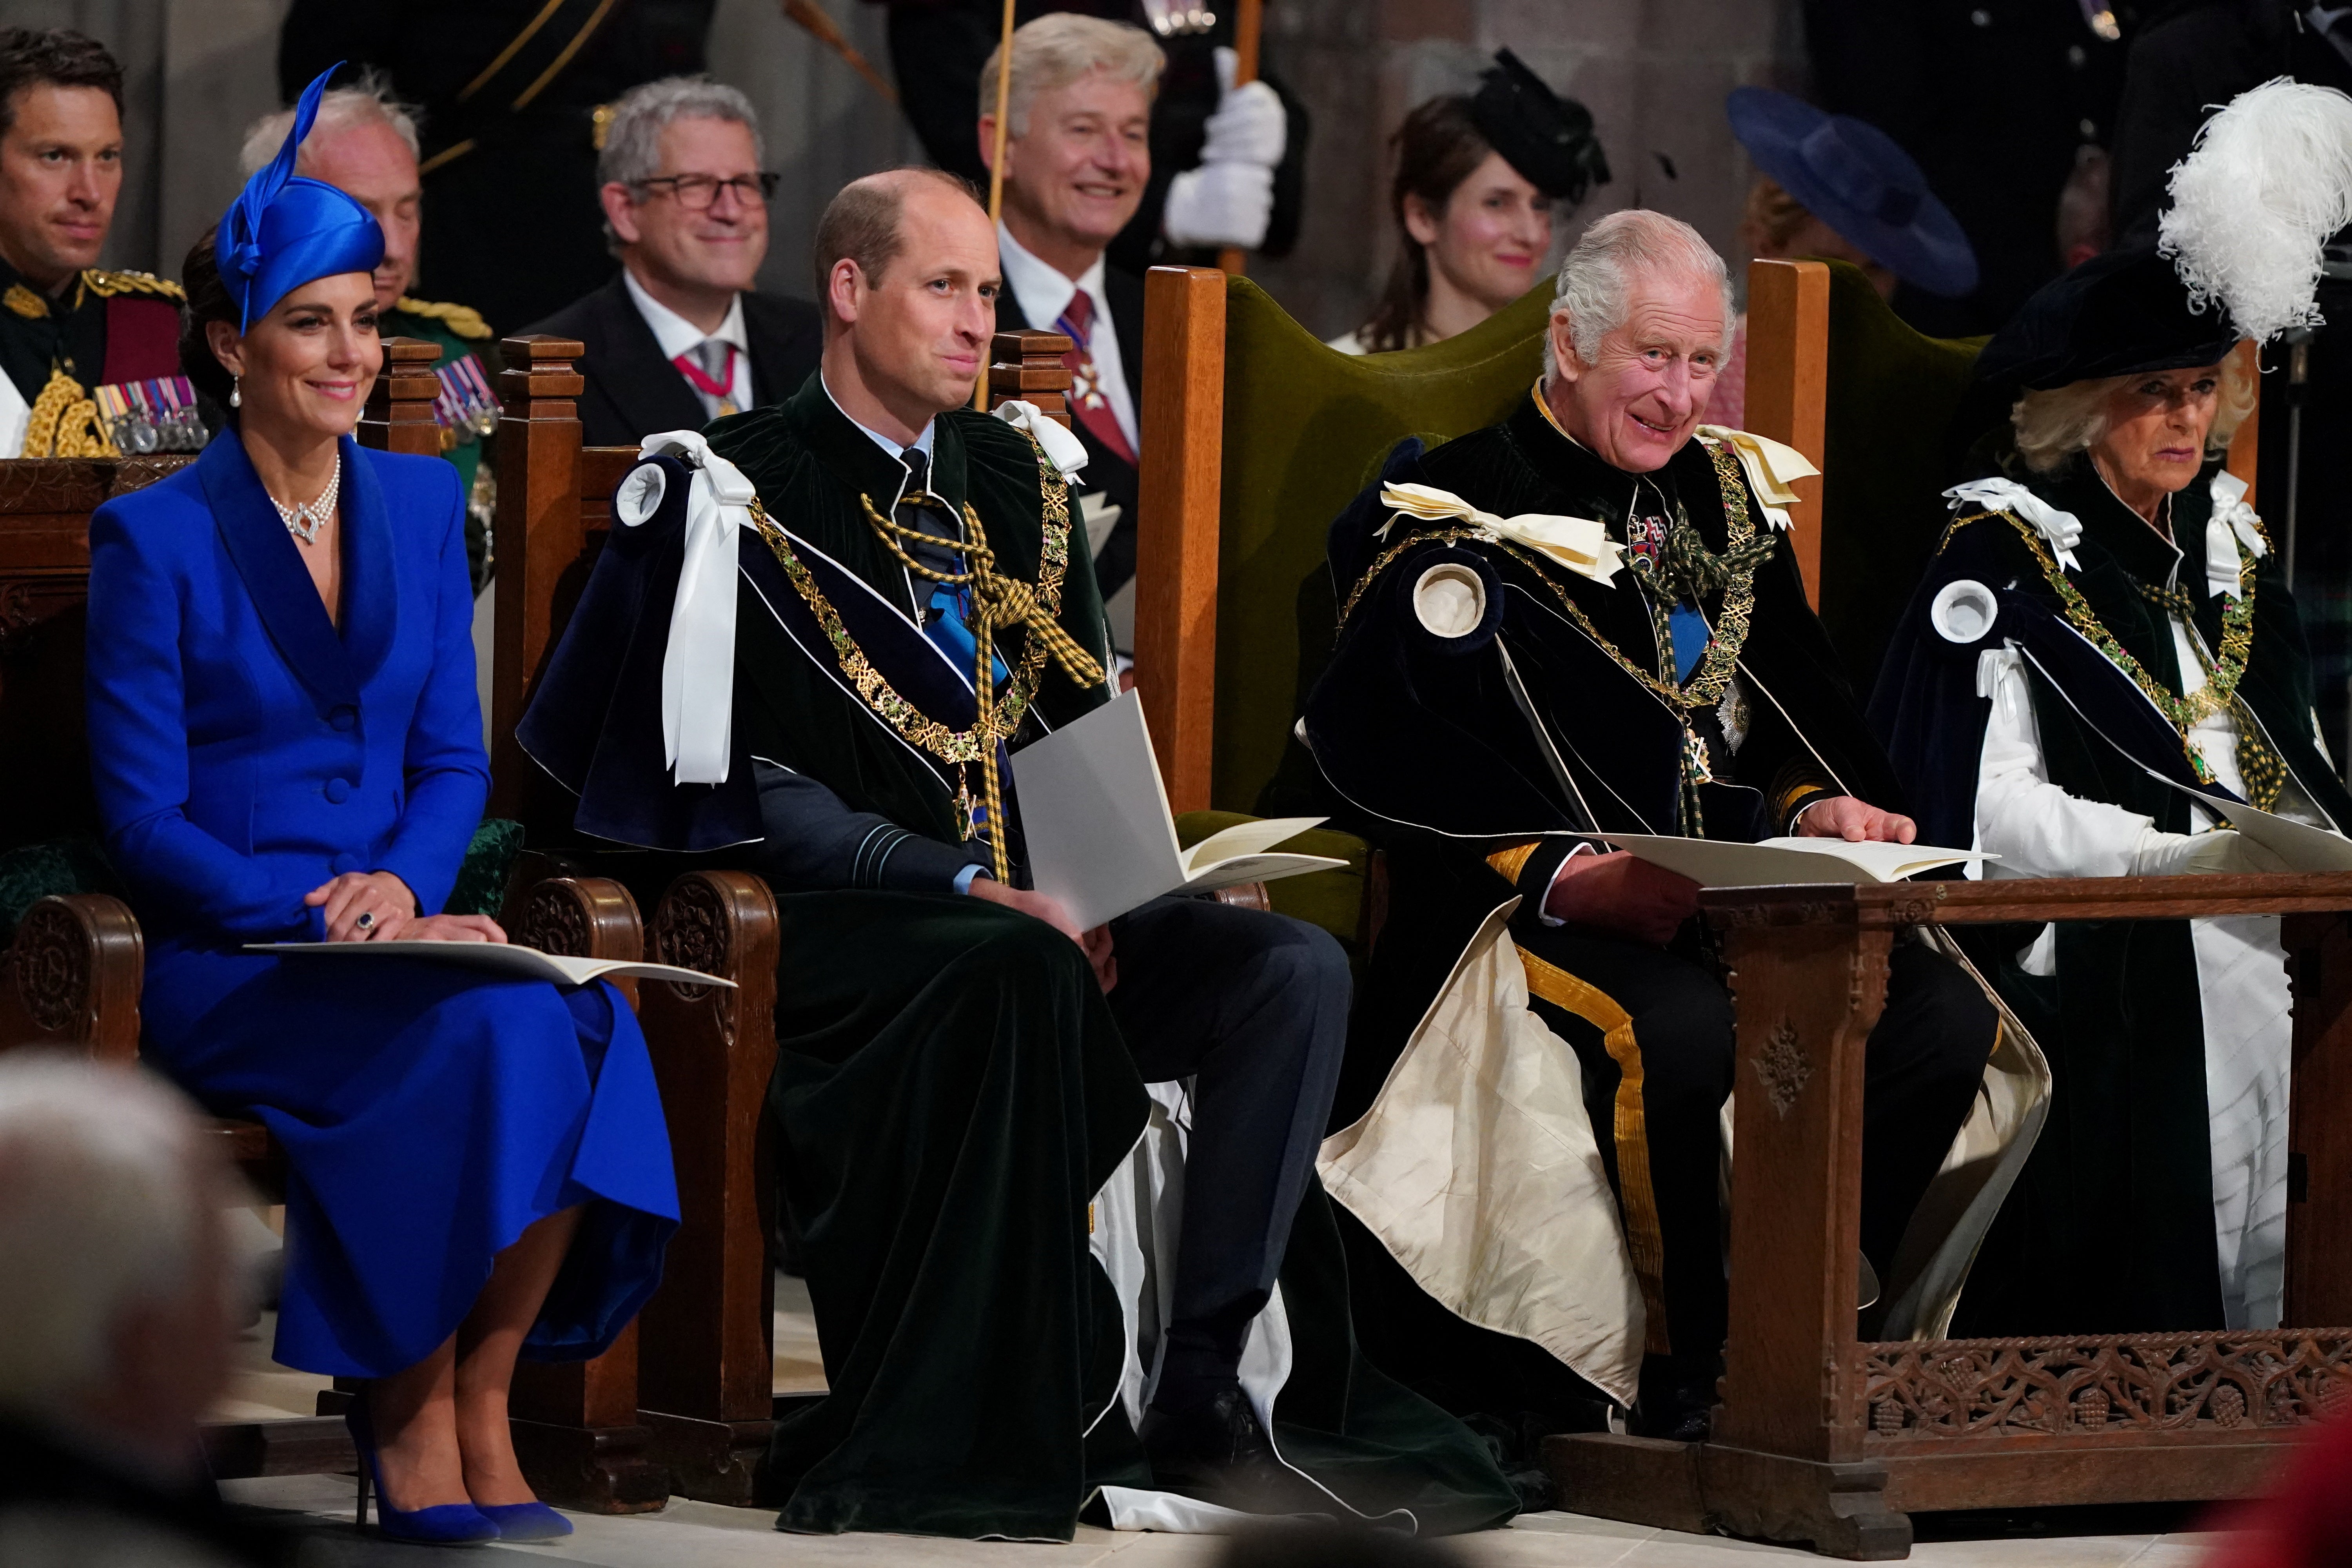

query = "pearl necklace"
272;457;340;544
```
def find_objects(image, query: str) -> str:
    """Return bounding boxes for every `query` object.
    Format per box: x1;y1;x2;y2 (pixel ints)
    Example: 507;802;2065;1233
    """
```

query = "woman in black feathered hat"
1870;79;2352;1339
1331;50;1606;355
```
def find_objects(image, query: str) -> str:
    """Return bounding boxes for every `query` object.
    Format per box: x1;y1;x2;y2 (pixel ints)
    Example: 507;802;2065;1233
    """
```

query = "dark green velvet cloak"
684;379;1514;1539
1871;452;2352;1335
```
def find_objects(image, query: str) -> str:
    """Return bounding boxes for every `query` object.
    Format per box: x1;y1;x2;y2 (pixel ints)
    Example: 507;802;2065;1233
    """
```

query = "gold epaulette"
80;268;184;301
394;296;492;340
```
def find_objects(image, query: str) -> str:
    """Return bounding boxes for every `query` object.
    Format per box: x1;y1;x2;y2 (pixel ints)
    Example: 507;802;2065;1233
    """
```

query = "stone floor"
214;1273;2234;1567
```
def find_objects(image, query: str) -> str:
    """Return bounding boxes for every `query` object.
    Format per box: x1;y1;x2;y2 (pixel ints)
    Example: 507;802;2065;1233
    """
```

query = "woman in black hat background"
1712;87;1976;428
1331;51;1605;356
1870;79;2352;1339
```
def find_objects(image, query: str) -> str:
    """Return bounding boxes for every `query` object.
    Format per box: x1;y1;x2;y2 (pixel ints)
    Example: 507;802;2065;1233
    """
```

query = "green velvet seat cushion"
1214;278;1555;813
1174;809;1374;953
0;819;524;944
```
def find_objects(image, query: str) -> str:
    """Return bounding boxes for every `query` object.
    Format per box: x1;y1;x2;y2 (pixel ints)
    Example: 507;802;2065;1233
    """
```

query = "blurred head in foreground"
0;1054;238;1481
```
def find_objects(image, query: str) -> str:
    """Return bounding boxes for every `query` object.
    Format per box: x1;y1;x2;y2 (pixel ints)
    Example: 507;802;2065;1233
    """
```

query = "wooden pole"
975;0;1018;410
1214;0;1264;277
779;0;900;105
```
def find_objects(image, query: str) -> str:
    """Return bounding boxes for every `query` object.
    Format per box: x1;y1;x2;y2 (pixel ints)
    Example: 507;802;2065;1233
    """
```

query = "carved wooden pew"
1547;875;2352;1557
486;334;782;1503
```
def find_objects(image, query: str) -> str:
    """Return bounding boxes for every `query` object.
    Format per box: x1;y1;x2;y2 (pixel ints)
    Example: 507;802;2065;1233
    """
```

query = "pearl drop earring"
230;375;240;408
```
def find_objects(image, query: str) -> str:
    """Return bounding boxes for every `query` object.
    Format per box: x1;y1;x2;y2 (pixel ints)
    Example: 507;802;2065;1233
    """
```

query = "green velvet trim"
1213;278;1555;813
0;838;123;945
1813;259;1986;691
448;818;525;918
1174;809;1373;952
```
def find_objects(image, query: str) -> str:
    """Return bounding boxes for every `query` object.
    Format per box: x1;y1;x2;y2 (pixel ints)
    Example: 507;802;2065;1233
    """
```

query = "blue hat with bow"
218;65;385;329
1726;87;1977;300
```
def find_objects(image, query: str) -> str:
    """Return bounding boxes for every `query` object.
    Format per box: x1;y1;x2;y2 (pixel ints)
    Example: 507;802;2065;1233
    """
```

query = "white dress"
1971;494;2312;1329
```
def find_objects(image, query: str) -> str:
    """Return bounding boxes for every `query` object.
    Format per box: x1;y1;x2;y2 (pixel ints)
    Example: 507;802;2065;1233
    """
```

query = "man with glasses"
523;77;822;448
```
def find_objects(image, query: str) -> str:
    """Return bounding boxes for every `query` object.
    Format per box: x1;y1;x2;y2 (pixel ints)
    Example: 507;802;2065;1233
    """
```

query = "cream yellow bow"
1696;426;1820;532
1378;481;1624;587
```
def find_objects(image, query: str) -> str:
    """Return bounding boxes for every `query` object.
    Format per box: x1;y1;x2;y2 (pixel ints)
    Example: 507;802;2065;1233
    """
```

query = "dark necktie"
1053;290;1138;467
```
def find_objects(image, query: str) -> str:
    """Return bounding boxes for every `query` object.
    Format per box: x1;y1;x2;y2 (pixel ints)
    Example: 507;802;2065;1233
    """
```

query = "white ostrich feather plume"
2160;77;2352;344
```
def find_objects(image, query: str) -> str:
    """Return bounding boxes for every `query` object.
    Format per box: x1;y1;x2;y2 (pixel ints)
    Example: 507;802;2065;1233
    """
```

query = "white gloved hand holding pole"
1162;45;1283;250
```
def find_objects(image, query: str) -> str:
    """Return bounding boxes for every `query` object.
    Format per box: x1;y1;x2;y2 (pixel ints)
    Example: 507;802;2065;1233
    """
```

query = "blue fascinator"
218;65;385;329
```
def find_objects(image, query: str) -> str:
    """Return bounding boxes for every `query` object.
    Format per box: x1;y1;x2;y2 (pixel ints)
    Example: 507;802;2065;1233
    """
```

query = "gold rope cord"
1956;506;2279;806
22;368;116;458
745;430;1098;880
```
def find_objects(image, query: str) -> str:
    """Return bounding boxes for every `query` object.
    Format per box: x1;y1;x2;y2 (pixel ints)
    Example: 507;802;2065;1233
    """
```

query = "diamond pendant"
284;506;323;544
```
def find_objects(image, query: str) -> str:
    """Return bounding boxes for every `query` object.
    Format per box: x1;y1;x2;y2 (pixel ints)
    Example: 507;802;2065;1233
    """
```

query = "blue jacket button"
330;706;357;732
324;778;351;804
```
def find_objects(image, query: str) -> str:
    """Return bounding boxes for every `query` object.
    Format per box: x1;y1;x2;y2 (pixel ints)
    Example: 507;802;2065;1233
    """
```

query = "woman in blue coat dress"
81;72;677;1545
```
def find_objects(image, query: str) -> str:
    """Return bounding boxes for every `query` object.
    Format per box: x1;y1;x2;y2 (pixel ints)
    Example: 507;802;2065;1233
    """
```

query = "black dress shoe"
1138;1385;1326;1514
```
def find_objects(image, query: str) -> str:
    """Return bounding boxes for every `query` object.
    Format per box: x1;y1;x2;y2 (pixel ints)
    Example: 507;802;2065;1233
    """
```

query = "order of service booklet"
247;942;736;989
1014;690;1349;930
1575;832;1993;886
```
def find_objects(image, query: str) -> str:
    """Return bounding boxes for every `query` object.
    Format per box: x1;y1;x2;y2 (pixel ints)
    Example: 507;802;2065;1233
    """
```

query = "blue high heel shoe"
477;1501;574;1541
345;1395;500;1546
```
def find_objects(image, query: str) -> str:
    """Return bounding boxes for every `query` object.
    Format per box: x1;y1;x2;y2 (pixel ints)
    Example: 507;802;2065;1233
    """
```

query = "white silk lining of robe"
1973;630;2313;1329
1086;1083;1417;1534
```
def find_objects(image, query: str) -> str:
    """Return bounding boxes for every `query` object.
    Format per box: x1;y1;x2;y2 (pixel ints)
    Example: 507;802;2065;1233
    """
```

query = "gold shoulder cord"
1338;435;1768;833
1956;507;2281;808
748;429;1102;881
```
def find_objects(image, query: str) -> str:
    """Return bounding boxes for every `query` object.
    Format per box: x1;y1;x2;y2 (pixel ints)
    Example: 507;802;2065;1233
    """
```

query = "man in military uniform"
240;74;501;591
0;29;189;460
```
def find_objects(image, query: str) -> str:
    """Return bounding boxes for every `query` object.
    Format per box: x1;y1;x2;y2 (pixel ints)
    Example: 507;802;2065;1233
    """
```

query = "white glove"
1199;46;1287;167
1163;160;1275;249
2129;826;2294;876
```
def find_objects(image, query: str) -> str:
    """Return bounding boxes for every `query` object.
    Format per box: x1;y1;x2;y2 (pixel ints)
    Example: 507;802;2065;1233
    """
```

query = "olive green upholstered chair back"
1135;267;1554;820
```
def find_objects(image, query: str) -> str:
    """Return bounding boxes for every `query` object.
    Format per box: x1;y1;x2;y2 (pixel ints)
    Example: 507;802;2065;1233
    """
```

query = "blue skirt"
141;944;680;1378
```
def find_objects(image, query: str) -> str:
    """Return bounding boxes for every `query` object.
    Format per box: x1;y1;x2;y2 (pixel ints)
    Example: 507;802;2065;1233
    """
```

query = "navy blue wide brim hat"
1973;245;2239;392
1727;86;1977;299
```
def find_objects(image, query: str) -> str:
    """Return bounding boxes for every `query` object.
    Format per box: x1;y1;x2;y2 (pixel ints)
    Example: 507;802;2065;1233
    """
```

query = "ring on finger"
355;910;377;933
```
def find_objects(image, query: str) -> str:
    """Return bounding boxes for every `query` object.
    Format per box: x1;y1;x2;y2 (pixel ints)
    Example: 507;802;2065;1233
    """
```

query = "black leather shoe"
1138;1385;1325;1514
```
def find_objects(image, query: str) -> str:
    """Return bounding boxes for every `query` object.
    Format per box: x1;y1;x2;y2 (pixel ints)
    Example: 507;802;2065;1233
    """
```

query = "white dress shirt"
995;221;1140;454
623;267;753;419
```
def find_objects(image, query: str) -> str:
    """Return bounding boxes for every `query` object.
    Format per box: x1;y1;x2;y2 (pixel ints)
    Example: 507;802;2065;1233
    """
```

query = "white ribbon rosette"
1695;426;1820;532
991;399;1091;479
1944;477;2084;573
626;430;759;787
1376;481;1624;587
2204;469;2266;599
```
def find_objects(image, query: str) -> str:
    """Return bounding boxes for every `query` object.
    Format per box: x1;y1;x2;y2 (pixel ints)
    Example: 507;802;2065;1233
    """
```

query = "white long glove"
1162;45;1283;250
2130;826;2294;876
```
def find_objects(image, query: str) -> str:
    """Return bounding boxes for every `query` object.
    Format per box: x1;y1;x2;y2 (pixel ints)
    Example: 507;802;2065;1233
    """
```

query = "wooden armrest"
508;875;643;963
2;893;143;1061
1701;871;2352;930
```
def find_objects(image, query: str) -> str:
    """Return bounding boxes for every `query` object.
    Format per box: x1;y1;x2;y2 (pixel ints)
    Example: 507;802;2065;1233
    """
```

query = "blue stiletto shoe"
345;1394;500;1546
477;1501;575;1541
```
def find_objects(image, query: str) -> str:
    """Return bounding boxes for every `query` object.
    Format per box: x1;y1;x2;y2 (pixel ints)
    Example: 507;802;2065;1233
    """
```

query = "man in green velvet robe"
520;167;1516;1541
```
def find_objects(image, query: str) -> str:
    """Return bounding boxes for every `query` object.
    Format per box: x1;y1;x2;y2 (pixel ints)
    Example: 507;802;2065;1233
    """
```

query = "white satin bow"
1945;477;2083;572
2204;469;2266;600
1376;481;1624;586
1695;426;1818;532
991;399;1091;478
629;430;757;787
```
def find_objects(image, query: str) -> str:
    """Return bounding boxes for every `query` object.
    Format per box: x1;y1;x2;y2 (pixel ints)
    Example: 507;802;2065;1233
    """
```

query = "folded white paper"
1577;832;1991;886
247;941;735;989
1014;691;1348;929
